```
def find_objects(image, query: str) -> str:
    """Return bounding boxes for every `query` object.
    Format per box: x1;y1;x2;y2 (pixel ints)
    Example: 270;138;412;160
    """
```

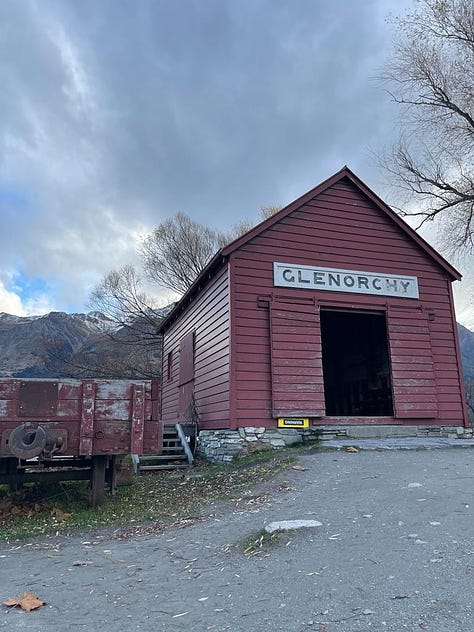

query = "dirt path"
1;448;474;631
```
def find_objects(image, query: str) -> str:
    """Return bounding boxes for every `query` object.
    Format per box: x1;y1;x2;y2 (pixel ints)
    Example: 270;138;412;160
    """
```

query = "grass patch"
0;450;298;542
243;528;283;556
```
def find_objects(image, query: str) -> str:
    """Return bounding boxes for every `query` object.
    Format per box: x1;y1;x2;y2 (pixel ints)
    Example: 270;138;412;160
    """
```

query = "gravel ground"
1;447;474;632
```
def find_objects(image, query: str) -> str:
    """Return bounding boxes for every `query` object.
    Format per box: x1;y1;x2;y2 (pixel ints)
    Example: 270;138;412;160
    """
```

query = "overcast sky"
0;0;472;326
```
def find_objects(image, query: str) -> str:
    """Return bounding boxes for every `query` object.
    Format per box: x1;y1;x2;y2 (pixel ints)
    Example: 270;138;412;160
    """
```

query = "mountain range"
0;310;473;381
458;323;474;379
0;310;168;379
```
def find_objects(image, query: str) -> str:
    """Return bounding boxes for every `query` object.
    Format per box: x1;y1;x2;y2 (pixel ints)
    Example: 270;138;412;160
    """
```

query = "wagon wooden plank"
79;380;96;455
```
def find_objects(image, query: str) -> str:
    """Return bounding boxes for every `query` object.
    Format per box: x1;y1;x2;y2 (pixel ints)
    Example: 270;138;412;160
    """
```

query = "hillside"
458;323;474;379
0;310;167;379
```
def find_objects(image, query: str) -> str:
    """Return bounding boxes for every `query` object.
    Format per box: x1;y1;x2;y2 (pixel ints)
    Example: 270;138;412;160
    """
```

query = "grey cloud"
0;0;416;311
42;0;398;215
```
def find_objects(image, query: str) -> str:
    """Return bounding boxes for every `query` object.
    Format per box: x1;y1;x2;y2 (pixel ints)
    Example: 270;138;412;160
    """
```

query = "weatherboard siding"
159;172;466;430
160;267;231;428
269;300;325;417
230;179;466;427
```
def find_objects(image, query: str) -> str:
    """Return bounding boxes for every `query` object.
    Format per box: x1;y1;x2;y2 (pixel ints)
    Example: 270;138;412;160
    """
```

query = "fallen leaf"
345;446;358;453
51;507;72;521
3;592;46;612
292;465;307;471
3;599;18;607
0;493;50;519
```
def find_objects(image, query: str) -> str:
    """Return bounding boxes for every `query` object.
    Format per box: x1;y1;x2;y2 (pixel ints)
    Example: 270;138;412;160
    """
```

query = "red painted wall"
229;178;466;428
160;266;231;428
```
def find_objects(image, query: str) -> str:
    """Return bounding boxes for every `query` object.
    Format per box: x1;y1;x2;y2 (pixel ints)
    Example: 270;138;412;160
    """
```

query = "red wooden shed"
158;167;468;436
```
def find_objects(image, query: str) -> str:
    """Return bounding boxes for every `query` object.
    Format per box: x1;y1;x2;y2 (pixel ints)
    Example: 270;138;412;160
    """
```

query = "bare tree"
140;212;228;295
88;265;165;376
223;205;283;243
90;265;161;342
140;208;282;294
226;218;254;239
89;216;227;377
260;205;283;220
88;206;283;377
381;0;474;254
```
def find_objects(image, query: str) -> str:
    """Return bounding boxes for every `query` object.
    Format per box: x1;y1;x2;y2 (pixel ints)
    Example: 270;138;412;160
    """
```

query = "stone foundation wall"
309;425;473;441
197;425;473;462
197;427;302;463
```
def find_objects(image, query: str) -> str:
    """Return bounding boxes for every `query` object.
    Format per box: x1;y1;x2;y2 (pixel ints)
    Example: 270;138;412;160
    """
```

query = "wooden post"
90;455;107;507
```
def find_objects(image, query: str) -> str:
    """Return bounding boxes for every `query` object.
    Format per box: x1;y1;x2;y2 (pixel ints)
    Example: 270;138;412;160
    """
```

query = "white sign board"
273;262;419;299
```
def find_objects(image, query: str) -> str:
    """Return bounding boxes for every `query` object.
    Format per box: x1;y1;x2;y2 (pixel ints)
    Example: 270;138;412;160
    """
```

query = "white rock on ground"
264;520;322;534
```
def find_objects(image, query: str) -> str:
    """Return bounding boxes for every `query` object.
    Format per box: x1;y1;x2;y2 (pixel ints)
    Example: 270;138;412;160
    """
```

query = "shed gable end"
239;178;449;280
223;167;460;281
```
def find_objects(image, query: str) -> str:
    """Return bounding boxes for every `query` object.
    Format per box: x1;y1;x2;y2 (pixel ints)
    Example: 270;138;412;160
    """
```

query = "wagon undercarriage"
0;379;162;506
0;454;118;507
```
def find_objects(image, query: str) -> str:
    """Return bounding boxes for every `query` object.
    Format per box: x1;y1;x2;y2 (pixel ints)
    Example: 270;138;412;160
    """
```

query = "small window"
179;331;195;386
167;351;173;381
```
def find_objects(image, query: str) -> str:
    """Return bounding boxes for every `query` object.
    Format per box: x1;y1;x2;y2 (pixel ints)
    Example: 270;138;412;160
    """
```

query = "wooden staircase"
137;424;193;472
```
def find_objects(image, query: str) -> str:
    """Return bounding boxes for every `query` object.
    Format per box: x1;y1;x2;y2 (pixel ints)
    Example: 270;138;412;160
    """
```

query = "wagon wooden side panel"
0;378;162;505
0;378;162;459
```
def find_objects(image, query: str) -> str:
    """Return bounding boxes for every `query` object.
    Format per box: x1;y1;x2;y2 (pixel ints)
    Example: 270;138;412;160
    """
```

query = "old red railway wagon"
0;378;162;505
159;167;467;433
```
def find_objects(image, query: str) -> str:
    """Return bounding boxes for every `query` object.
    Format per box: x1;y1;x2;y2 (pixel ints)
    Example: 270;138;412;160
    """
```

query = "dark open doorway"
320;309;393;416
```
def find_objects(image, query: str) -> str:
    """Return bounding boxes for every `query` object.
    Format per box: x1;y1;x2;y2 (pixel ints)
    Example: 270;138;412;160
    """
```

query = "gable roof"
158;166;461;333
221;166;461;278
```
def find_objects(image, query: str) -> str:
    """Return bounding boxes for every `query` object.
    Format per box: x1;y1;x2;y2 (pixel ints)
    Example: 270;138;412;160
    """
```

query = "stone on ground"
264;519;322;534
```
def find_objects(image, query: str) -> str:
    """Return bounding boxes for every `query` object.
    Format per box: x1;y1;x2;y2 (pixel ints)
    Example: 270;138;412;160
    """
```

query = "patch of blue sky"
10;272;50;300
10;272;86;314
0;185;31;216
8;273;58;316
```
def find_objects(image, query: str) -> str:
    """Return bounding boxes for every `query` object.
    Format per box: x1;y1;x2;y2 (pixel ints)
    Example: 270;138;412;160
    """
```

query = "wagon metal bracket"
18;381;58;418
79;380;96;455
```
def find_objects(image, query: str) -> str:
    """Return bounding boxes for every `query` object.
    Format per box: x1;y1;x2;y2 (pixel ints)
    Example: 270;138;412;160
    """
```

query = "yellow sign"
277;418;309;429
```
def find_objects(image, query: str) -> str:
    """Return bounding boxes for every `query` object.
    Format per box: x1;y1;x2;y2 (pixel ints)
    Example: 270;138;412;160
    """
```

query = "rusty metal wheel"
9;424;47;459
